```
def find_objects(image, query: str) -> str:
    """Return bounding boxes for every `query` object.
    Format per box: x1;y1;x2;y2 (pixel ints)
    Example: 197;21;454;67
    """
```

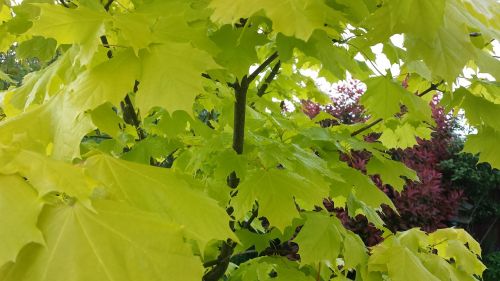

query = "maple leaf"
0;175;43;267
232;168;328;231
210;0;337;41
28;4;110;64
0;201;203;281
136;43;218;115
0;94;94;160
84;154;236;248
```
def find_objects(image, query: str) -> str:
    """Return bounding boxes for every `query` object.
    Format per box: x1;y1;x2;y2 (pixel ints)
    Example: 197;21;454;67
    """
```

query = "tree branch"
351;81;444;137
99;6;145;141
58;0;70;8
257;61;281;97
204;52;279;281
350;118;383;137
203;76;246;280
232;52;280;153
247;52;279;83
121;89;147;140
232;77;249;155
104;0;115;10
202;241;236;281
99;36;113;59
417;80;444;97
242;207;259;229
203;50;281;281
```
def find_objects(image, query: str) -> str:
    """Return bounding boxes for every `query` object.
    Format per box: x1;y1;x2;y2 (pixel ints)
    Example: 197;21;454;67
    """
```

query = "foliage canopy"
0;0;499;280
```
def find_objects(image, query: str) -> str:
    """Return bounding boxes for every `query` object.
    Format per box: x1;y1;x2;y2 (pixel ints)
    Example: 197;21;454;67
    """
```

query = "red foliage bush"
306;80;463;244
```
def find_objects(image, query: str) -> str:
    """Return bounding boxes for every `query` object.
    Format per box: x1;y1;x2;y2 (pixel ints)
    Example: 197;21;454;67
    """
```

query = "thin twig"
350;118;383;137
417;80;444;97
203;249;258;268
121;93;147;140
257;61;281;97
201;73;236;88
59;0;70;8
346;42;385;77
247;52;279;83
479;217;498;246
99;36;113;58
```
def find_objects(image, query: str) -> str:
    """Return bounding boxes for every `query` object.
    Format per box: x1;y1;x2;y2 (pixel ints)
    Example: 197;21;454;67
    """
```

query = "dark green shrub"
484;252;500;281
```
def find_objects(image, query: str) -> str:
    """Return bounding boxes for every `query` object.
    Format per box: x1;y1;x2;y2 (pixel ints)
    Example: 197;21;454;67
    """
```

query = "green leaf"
1;48;79;116
379;120;432;149
366;154;418;192
28;4;109;64
336;166;395;210
388;0;446;39
232;168;328;231
0;149;95;200
294;212;344;265
84;154;236;247
419;253;470;281
429;228;482;256
0;69;15;84
295;211;370;270
210;0;338;41
235;229;271;253
136;42;218;115
475;49;500;80
0;175;43;267
68;48;140;112
463;126;500;169
229;257;314;281
360;77;407;119
16;36;57;61
386;246;440;281
0;1;496;279
0;94;94;160
406;6;476;82
1;201;203;281
440;240;486;275
112;12;154;54
445;88;500;130
343;231;369;269
90;103;124;140
211;24;268;78
302;30;364;80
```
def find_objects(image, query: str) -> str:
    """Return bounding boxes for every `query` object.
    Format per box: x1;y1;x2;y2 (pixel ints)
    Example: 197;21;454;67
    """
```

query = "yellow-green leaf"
136;42;218;115
84;154;235;248
28;4;109;64
1;201;203;281
0;175;43;267
232;168;328;231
